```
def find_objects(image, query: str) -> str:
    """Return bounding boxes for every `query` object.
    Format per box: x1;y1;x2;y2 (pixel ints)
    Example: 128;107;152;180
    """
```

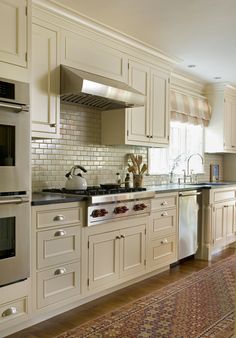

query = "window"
148;121;204;175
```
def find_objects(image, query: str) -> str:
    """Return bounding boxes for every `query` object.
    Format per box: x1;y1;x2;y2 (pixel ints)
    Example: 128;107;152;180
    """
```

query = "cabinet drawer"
0;297;27;324
36;206;82;229
150;208;177;238
37;261;80;308
37;226;81;269
213;189;235;202
149;235;177;269
152;194;177;210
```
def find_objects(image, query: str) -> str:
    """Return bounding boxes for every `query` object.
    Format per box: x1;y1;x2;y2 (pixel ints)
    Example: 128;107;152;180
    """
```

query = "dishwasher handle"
179;192;201;197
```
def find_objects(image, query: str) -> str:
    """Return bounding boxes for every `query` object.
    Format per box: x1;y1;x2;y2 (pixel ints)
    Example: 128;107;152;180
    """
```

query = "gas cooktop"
43;186;147;196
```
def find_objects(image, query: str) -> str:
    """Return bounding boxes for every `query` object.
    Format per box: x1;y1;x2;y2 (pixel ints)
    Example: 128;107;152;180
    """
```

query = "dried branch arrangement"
127;154;148;175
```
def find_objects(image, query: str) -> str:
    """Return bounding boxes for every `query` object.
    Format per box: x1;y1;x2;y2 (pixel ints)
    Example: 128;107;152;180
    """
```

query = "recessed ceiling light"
187;65;196;68
213;76;222;80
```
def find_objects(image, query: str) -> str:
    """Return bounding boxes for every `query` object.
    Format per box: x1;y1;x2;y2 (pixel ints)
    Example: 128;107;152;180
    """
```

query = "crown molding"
32;0;180;66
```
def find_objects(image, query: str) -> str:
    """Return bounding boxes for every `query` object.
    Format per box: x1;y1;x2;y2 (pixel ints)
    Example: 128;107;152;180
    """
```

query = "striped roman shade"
170;90;212;126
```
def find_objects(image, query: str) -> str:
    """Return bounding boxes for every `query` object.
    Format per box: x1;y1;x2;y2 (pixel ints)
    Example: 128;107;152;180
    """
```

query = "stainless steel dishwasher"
178;190;201;260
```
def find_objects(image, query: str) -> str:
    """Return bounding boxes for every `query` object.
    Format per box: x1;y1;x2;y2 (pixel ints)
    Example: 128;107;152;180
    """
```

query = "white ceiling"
54;0;236;85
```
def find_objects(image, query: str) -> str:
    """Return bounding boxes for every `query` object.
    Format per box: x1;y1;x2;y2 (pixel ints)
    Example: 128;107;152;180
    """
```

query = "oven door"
0;197;30;286
0;104;30;193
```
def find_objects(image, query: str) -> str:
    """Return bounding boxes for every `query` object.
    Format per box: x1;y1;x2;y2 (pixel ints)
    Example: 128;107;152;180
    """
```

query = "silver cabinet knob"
53;215;65;222
54;268;66;275
161;211;168;217
160;239;168;244
2;307;17;317
161;201;168;206
54;230;66;237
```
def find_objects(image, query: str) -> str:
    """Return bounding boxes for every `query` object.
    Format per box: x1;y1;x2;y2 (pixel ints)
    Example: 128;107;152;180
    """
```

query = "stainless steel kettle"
65;165;87;190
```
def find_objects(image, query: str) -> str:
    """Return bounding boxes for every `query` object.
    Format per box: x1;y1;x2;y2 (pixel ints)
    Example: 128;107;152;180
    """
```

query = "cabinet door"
88;231;120;290
127;60;150;144
119;224;146;278
212;203;226;249
61;30;128;83
31;22;60;138
150;68;170;145
225;202;236;244
0;0;27;67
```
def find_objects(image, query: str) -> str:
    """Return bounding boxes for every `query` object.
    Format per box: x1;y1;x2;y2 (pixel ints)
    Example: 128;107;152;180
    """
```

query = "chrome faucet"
187;153;204;176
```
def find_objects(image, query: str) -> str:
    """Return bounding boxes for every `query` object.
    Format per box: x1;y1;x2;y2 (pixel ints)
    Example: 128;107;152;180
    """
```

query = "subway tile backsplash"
31;104;224;192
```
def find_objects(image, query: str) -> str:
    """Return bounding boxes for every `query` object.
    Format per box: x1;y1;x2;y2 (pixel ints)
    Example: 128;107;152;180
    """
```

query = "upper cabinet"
101;59;170;147
61;29;128;83
0;0;28;67
31;19;60;138
205;85;236;153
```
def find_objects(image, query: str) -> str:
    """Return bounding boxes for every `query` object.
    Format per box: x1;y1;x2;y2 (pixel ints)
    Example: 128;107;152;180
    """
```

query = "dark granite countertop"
31;192;87;206
146;182;236;193
32;182;236;206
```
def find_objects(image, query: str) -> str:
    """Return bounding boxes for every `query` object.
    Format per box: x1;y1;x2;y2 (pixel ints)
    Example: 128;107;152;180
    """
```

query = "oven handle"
0;102;29;112
0;197;29;205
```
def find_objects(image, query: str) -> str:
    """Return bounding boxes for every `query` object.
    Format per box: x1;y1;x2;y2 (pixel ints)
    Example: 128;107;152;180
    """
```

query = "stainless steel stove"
43;187;155;226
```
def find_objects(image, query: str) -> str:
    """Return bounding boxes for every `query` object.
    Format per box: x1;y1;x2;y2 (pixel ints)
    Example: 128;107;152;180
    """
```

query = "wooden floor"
7;247;236;338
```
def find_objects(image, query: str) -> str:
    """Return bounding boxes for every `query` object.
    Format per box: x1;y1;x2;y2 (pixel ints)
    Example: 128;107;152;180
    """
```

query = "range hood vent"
60;65;145;111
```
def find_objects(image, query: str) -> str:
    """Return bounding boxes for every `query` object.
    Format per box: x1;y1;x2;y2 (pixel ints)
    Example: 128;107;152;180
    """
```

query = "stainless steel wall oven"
0;77;30;286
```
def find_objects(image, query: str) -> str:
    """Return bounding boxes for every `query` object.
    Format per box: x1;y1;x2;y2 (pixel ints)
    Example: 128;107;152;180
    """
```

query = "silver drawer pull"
54;230;66;237
53;215;65;222
161;201;168;206
161;211;168;217
54;268;66;275
2;307;17;317
160;239;168;244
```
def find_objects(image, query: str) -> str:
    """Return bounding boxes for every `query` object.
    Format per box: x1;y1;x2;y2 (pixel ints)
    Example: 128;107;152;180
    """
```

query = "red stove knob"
114;206;129;214
91;209;108;218
133;204;141;211
133;203;147;211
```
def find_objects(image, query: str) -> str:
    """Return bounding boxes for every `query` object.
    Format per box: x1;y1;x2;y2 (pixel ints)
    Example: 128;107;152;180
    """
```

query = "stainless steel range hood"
60;65;145;111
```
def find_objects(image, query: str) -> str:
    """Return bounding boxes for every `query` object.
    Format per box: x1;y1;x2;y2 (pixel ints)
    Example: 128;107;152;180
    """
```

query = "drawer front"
37;261;80;308
36;206;82;229
150;208;177;238
0;297;27;324
37;226;81;269
149;235;177;269
152;194;177;210
213;189;235;203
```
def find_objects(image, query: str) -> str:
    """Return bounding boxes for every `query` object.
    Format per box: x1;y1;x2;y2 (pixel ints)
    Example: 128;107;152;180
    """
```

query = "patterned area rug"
56;255;236;338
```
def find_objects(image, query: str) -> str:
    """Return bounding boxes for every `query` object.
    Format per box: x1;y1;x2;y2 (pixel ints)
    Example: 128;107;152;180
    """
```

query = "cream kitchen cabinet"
61;29;128;83
31;202;84;311
148;192;178;270
198;187;236;260
31;19;60;138
205;84;236;153
101;59;170;147
0;279;31;337
0;0;28;68
86;219;147;292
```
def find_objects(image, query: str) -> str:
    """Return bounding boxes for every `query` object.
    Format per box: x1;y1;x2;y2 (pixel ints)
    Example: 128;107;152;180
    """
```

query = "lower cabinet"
31;202;85;311
212;200;236;249
148;192;178;270
86;218;147;292
0;279;31;336
199;187;236;260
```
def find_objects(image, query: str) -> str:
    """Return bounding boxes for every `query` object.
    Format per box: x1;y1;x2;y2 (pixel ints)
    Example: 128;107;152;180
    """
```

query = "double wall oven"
0;77;30;287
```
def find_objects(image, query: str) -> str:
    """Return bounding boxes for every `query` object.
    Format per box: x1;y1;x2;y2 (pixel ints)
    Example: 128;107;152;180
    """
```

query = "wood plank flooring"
6;247;236;338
